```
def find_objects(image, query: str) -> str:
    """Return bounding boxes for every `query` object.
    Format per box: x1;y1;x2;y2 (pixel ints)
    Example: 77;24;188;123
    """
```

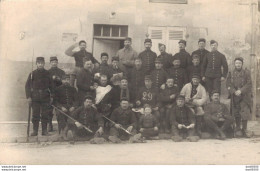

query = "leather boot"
242;120;252;138
31;122;39;136
234;117;243;137
42;122;48;136
48;121;54;132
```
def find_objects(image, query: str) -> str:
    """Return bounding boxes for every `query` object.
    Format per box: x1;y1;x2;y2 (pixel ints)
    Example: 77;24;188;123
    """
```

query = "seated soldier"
159;77;178;133
180;74;207;137
54;74;79;140
139;104;159;139
109;98;137;143
136;75;160;123
150;58;168;92
67;95;104;142
169;95;197;142
110;56;124;83
186;54;202;82
203;90;234;140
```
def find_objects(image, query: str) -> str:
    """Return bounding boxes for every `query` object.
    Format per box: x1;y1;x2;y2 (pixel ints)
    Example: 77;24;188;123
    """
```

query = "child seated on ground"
139;104;159;140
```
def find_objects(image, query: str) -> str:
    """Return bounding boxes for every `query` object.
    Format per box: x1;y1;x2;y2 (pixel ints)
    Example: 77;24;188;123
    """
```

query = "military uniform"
25;57;53;136
150;68;168;92
167;67;188;91
116;46;138;73
172;49;190;69
109;107;137;139
138;49;157;74
226;58;252;137
157;52;172;69
93;63;113;81
69;105;104;140
54;80;79;134
169;104;196;137
186;65;201;82
76;68;95;104
201;50;228;95
139;114;159;138
127;67;145;104
191;49;209;66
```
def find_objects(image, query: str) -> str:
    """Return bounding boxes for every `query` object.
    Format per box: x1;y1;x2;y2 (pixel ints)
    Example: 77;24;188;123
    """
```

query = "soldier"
48;56;65;132
139;104;159;139
150;58;168;92
93;52;113;82
226;57;252;138
191;38;209;66
54;74;79;140
180;74;207;136
201;40;228;96
109;98;137;142
25;57;54;136
167;57;188;91
110;56;124;85
169;95;197;142
67;95;104;142
116;37;138;73
127;57;145;104
159;77;178;133
157;43;172;69
186;54;202;82
172;39;190;69
203;90;234;140
138;38;157;74
65;40;99;86
76;60;97;104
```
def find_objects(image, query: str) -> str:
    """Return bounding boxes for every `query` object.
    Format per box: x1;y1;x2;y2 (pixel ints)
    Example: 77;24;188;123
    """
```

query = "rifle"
51;105;93;133
26;49;34;142
102;115;132;135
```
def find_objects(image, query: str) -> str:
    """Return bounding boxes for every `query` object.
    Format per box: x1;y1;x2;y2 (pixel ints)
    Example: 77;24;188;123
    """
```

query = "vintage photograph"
0;0;260;166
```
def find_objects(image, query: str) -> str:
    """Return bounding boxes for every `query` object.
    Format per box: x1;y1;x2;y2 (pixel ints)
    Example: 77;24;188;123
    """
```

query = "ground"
1;138;260;165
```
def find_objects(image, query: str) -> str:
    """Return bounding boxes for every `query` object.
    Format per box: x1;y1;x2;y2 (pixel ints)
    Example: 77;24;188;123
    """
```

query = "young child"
167;57;188;91
139;104;159;139
159;77;178;133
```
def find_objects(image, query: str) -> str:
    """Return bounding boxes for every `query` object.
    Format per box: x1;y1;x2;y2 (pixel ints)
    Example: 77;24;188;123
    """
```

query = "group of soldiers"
25;36;253;143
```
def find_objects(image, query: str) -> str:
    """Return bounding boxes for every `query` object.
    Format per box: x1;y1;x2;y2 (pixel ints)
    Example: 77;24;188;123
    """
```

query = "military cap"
191;74;201;79
211;90;220;95
62;74;70;79
125;37;132;41
158;43;165;48
112;56;119;61
210;40;218;45
101;52;109;58
120;76;128;81
172;56;181;61
144;38;152;43
120;97;129;102
36;57;45;62
79;40;86;45
234;57;243;63
166;76;174;81
178;39;186;45
155;58;162;63
84;94;93;101
144;75;152;81
176;94;185;100
198;38;206;43
50;56;58;62
192;54;200;60
143;103;152;109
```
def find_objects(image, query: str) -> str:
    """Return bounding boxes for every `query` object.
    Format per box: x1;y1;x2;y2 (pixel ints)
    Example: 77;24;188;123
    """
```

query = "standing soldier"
226;57;252;138
116;37;138;73
191;38;209;66
54;74;79;140
48;56;65;132
201;40;228;96
157;43;172;70
138;38;157;74
25;57;53;136
172;40;190;69
65;40;99;86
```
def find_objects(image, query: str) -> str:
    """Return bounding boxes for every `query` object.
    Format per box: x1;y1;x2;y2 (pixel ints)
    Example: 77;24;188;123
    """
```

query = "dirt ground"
1;138;260;165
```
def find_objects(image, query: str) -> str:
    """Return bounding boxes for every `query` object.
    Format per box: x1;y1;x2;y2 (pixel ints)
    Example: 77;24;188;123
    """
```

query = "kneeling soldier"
139;104;159;139
54;74;79;140
203;90;234;140
67;95;104;142
109;98;137;142
169;95;196;141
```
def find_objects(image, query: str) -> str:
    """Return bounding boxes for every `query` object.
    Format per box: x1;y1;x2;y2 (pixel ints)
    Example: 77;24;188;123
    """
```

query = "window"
149;0;187;4
93;24;128;39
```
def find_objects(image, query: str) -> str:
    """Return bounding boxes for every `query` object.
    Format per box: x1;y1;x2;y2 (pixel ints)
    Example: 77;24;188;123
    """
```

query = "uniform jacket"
191;49;209;66
172;49;191;69
201;50;228;78
159;86;179;106
110;107;137;128
139;114;158;128
169;105;195;127
186;65;201;82
76;68;94;92
138;49;157;74
204;101;231;119
167;67;188;90
137;87;159;107
48;67;65;88
157;52;172;69
116;46;138;68
180;83;207;106
150;68;168;91
73;50;99;67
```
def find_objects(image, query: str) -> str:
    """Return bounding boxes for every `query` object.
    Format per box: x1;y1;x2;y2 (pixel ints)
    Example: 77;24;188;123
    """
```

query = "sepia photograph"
0;0;260;167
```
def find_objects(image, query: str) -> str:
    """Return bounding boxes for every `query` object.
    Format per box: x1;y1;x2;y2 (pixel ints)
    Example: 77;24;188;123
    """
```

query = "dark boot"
42;122;48;136
31;122;39;136
242;120;252;138
48;121;54;132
